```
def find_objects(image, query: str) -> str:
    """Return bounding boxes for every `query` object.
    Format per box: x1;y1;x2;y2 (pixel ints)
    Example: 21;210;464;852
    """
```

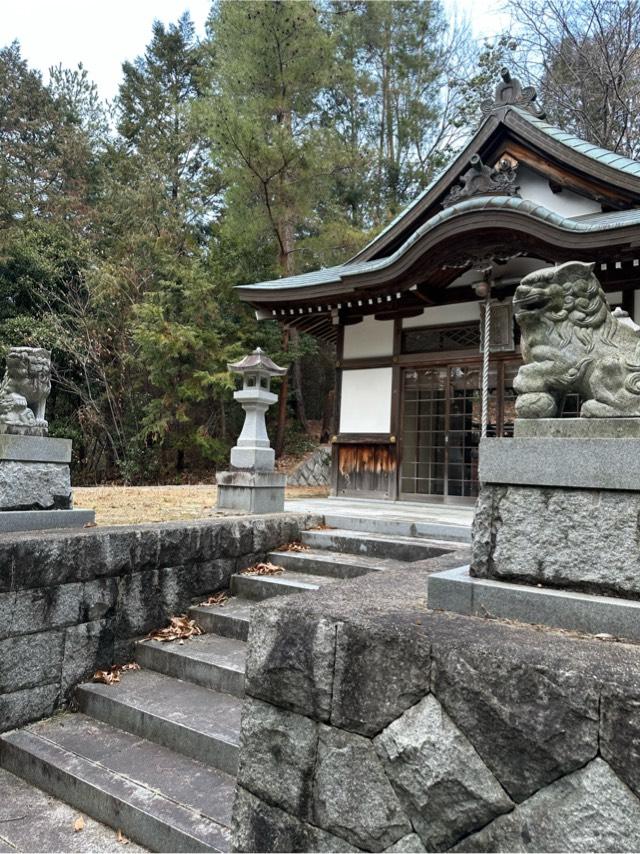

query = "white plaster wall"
339;368;392;433
402;302;480;329
343;315;395;359
518;166;601;217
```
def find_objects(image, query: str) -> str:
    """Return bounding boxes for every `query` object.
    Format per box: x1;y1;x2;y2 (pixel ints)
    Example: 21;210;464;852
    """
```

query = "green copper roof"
239;196;640;294
511;107;640;178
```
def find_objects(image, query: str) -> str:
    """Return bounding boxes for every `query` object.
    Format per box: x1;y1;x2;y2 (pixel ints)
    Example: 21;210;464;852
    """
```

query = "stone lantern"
216;348;288;513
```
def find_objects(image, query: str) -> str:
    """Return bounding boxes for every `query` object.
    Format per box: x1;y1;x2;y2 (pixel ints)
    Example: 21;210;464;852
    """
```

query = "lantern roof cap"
227;347;287;376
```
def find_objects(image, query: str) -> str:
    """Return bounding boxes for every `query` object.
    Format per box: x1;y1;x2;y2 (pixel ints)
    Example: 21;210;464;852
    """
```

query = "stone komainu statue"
513;261;640;418
0;347;51;436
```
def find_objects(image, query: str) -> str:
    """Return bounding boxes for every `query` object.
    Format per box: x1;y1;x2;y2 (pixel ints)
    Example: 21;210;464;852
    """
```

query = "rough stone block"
0;584;83;640
219;518;254;558
472;484;640;598
82;577;118;622
383;834;426;853
453;759;640;853
313;725;412;851
0;683;59;733
232;786;360;853
237;697;318;817
245;606;337;722
432;630;599;802
0;460;71;511
331;621;431;736
0;630;64;693
600;686;640;799
60;619;114;694
374;694;513;850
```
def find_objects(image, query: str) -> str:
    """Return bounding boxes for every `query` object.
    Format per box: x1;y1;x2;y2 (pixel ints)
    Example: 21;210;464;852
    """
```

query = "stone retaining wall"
286;446;331;488
0;512;318;733
232;555;640;853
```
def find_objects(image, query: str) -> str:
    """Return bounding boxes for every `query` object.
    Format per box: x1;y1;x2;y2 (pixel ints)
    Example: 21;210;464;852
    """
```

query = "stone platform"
0;508;95;533
429;565;640;642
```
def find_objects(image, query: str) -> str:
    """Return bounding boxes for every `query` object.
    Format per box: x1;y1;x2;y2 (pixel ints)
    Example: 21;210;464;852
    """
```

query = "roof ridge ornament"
442;154;519;208
482;68;546;119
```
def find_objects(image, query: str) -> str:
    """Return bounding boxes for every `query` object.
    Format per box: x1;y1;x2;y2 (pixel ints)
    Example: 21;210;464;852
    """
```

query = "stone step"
135;635;246;698
322;512;472;543
301;527;453;562
189;598;253;642
268;548;403;579
76;669;241;776
0;713;233;853
230;570;337;601
0;764;147;852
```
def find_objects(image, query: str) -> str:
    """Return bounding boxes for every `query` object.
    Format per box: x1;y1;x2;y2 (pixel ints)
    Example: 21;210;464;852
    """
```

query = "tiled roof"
511;108;640;178
239;196;640;293
349;106;640;264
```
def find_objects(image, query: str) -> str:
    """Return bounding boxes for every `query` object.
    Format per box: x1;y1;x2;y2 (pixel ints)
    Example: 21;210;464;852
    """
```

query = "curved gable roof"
349;105;640;264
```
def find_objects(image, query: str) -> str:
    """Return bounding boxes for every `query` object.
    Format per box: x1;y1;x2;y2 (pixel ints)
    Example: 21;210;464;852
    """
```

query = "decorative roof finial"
482;68;545;119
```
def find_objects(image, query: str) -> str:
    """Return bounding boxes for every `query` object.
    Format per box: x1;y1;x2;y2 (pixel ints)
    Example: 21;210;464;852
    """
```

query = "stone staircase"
0;516;459;853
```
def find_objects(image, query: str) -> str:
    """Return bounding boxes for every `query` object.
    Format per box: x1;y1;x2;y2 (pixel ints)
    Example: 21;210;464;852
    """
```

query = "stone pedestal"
216;470;286;514
0;434;94;531
428;418;640;640
473;427;640;598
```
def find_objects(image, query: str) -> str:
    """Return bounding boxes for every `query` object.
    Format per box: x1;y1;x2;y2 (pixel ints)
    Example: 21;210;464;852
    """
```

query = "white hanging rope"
481;287;492;439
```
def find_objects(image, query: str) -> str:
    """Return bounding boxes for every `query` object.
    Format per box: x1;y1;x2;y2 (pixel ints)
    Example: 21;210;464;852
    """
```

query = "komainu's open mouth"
513;291;550;313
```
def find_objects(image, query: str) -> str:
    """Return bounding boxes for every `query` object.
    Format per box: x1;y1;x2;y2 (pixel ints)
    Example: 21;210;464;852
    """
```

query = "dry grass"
73;483;328;526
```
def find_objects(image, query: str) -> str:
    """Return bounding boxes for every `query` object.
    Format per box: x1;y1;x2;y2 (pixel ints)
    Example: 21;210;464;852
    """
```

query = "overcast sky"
1;0;510;102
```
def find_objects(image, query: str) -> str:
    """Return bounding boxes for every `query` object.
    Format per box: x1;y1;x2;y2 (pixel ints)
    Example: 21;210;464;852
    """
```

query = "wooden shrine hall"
237;71;640;504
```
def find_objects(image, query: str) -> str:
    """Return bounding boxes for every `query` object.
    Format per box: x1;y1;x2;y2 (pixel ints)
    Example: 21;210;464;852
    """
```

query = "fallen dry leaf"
116;829;129;845
199;591;229;607
143;615;203;643
74;816;85;833
241;562;284;576
311;523;335;530
93;669;120;685
277;541;310;553
92;662;140;685
83;521;98;528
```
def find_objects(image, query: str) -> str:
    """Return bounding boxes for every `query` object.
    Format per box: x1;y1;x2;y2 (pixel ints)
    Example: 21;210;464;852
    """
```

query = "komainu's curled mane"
513;261;640;418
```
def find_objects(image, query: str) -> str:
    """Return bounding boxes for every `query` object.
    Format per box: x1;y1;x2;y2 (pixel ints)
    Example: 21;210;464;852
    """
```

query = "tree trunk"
290;328;309;433
275;327;290;458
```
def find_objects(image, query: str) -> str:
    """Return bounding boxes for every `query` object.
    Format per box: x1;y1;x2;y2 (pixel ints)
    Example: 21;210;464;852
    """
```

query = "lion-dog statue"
0;347;51;435
513;261;640;418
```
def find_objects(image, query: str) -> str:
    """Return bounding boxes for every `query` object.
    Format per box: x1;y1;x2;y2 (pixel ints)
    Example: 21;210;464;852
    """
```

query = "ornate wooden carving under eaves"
443;250;524;271
442;155;519;208
482;68;545;118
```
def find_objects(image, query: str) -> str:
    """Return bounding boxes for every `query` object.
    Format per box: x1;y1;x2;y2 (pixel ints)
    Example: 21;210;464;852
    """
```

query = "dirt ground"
73;484;328;526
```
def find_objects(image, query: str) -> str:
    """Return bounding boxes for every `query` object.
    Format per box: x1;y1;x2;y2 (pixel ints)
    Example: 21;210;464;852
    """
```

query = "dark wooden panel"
336;443;396;497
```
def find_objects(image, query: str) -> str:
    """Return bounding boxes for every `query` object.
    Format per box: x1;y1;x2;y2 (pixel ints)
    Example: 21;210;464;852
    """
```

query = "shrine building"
237;71;640;504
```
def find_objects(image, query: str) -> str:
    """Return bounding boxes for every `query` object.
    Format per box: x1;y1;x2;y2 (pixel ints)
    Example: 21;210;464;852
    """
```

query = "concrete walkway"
286;496;474;533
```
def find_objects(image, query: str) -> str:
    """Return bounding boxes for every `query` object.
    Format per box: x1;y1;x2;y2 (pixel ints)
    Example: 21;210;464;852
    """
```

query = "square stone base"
216;470;286;514
428;565;640;643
